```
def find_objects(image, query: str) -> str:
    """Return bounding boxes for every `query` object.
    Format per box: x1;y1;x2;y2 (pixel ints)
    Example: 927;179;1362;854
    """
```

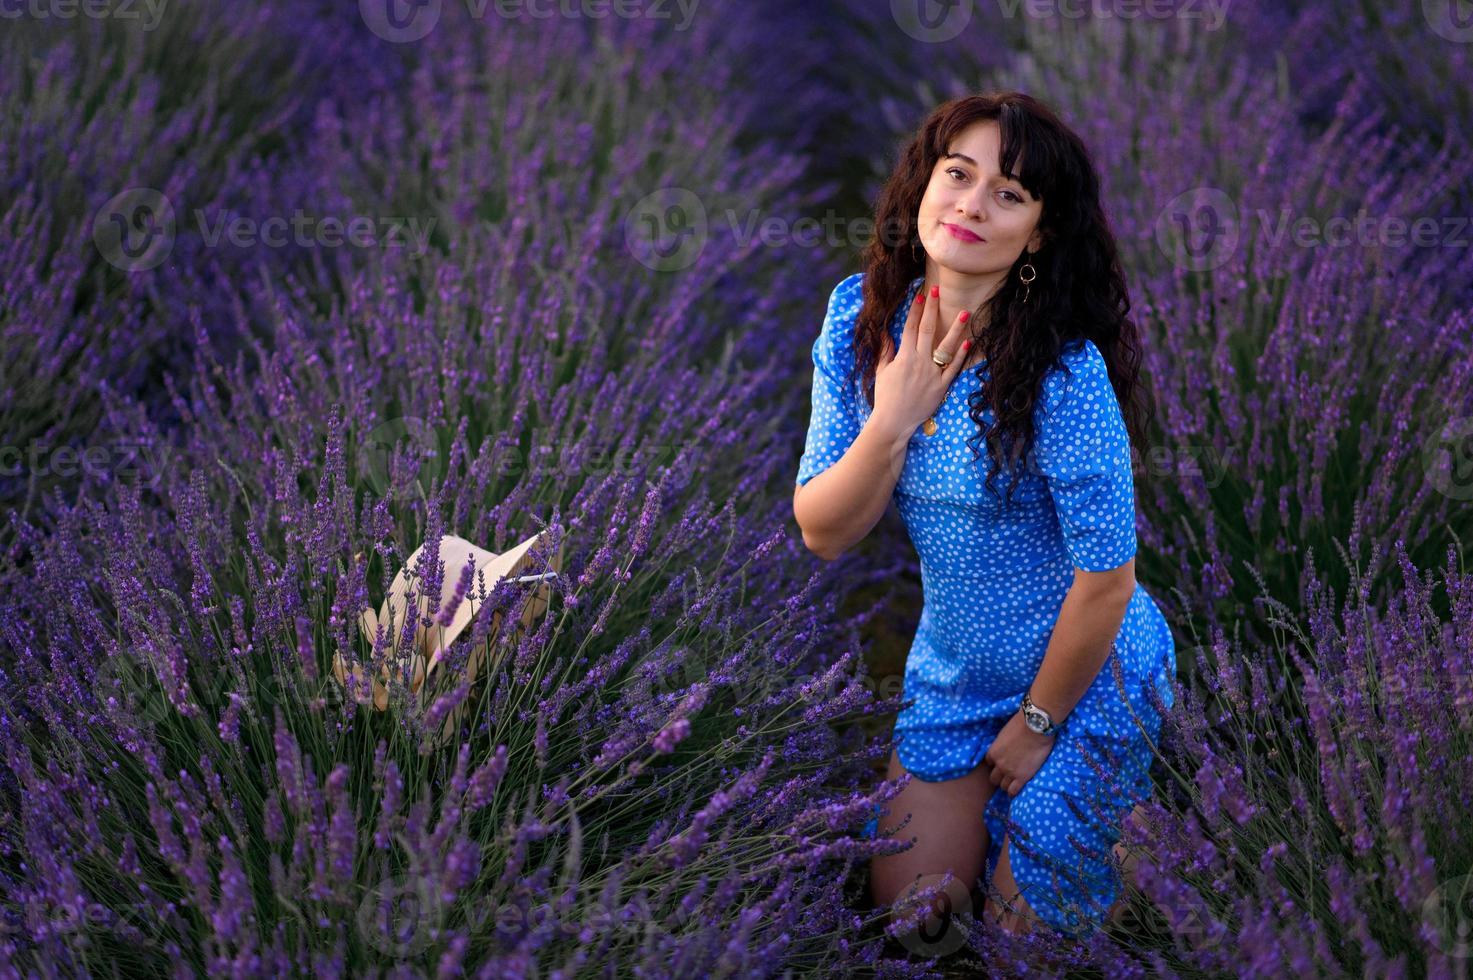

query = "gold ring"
931;348;953;367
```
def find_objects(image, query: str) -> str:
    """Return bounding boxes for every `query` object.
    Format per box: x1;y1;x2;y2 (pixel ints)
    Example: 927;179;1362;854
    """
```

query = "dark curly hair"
852;90;1154;510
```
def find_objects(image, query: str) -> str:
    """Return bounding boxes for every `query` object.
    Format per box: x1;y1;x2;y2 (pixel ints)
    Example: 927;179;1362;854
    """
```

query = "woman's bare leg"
869;746;998;950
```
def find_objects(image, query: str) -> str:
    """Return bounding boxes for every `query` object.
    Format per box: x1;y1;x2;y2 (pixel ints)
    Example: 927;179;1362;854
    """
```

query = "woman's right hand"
871;284;976;438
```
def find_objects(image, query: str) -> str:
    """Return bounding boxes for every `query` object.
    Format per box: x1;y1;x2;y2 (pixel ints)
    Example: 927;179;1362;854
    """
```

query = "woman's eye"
947;169;1022;203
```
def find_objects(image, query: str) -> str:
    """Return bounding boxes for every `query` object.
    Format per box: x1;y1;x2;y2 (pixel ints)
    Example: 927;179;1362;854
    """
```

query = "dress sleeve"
1031;339;1138;572
795;273;866;487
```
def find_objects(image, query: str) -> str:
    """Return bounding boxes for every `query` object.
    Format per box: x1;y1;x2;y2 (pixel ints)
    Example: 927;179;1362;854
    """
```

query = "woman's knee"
868;747;995;910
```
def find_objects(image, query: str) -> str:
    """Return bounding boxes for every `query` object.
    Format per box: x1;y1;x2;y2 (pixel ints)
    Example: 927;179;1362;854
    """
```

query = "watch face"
1025;711;1045;733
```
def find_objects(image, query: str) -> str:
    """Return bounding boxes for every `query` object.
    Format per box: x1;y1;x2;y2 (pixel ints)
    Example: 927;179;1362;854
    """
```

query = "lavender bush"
0;1;405;557
959;9;1473;643
0;409;910;974
0;2;946;975
936;533;1473;977
1108;535;1473;978
816;4;1473;974
1228;0;1473;317
1234;2;1473;195
3;0;1472;976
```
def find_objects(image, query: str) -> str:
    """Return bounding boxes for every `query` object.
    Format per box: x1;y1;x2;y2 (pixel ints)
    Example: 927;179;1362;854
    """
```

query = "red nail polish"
963;340;971;350
930;285;939;298
959;310;970;322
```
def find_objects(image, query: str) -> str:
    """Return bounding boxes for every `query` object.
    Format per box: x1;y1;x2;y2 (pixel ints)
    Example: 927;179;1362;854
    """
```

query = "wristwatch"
1021;692;1064;736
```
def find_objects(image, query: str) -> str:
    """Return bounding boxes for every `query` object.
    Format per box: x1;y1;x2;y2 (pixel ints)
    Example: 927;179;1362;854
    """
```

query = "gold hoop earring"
1018;259;1037;304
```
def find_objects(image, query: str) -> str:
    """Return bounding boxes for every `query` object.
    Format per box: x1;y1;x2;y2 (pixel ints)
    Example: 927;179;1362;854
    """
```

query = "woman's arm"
792;275;972;560
1024;563;1136;725
1024;336;1142;722
792;413;912;561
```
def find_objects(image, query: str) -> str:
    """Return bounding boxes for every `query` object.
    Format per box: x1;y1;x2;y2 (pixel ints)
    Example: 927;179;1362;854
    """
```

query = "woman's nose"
958;190;988;221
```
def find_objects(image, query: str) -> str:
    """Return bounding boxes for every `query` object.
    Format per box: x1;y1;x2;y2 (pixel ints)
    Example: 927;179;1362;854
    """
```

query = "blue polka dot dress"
795;272;1177;936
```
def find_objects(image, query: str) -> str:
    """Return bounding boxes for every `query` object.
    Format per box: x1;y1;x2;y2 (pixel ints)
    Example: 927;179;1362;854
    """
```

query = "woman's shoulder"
1059;336;1107;373
1039;337;1110;418
825;271;866;319
820;271;924;346
817;272;866;346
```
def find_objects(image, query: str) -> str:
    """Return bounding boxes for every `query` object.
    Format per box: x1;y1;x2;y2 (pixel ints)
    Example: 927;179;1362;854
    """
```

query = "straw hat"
332;529;561;735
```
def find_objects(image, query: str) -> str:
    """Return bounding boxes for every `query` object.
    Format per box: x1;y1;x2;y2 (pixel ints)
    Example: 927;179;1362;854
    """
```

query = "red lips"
942;221;985;243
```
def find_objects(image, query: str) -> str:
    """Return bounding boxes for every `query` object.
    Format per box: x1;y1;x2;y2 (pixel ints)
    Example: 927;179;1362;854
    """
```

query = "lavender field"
2;0;1472;976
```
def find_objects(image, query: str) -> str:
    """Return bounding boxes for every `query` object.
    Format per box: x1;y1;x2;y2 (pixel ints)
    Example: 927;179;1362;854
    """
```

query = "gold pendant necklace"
921;349;978;436
921;331;983;438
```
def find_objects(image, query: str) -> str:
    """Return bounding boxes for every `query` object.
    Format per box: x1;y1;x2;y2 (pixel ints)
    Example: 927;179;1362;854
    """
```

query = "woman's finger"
936;308;973;381
896;285;925;356
917;284;940;349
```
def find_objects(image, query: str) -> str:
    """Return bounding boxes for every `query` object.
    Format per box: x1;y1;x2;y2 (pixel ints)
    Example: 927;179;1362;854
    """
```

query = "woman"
791;91;1176;942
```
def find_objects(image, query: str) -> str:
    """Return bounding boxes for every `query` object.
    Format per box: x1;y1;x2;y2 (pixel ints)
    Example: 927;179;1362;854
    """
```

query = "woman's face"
915;119;1044;277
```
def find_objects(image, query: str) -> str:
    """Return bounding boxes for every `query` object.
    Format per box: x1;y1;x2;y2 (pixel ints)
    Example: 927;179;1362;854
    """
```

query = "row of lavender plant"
980;7;1473;641
0;1;962;975
808;2;1473;974
959;535;1473;977
8;0;1470;976
0;1;408;559
1115;535;1473;977
1232;0;1473;247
